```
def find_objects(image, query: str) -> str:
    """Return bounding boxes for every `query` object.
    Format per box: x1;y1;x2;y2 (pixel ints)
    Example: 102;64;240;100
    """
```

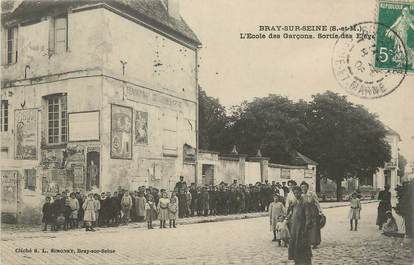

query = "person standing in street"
175;176;188;218
121;191;133;225
83;193;96;232
376;185;392;230
288;186;313;265
168;196;179;228
349;192;361;231
269;195;285;244
158;191;170;228
145;194;157;229
300;181;323;249
135;191;147;222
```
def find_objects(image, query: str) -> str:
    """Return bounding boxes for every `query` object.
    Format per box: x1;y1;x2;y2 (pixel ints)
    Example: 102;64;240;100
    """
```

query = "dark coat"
288;197;313;264
42;202;53;223
377;190;392;226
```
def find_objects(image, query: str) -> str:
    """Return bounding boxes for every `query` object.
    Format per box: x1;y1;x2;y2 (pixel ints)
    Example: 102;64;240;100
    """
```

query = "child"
158;191;169;229
68;192;79;229
276;215;290;247
269;195;285;242
348;192;361;231
42;196;53;231
145;194;157;229
83;193;96;232
168;196;178;228
382;210;399;236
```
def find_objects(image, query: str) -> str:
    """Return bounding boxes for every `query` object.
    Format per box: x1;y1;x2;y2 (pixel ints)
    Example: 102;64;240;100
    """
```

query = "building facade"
373;126;401;205
1;0;201;223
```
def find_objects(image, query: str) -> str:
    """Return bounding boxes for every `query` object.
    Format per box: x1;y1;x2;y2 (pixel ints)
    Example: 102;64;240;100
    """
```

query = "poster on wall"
73;166;84;185
281;168;291;179
15;109;38;160
111;104;132;159
134;110;148;145
68;111;100;142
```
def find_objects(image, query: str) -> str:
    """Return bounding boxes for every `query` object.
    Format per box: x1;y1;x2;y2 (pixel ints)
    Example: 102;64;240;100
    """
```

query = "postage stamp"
375;1;414;73
332;22;407;99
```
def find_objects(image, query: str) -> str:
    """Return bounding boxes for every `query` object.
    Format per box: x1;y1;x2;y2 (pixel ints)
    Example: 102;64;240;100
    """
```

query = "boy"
42;196;53;231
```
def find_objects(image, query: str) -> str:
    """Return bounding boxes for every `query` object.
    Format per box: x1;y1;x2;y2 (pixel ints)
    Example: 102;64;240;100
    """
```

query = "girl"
168;196;179;228
276;215;290;247
145;194;157;229
83;193;96;232
348;192;361;231
121;191;132;225
158;191;169;229
269;195;285;243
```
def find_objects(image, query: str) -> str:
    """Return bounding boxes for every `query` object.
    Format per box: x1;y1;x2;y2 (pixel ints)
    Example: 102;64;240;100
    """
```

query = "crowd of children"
42;178;291;232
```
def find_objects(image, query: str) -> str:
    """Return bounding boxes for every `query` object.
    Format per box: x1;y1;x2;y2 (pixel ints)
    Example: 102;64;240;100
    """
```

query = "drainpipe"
195;48;199;186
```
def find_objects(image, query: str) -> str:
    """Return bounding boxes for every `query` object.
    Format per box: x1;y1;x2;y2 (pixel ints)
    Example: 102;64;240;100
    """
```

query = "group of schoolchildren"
41;177;291;232
41;188;180;231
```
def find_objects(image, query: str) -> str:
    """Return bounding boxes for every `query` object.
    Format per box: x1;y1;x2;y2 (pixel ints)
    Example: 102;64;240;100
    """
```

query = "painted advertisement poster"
111;104;132;159
15;109;38;160
134;110;148;145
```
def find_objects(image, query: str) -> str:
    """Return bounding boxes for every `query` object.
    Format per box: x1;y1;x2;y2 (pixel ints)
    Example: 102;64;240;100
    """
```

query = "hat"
319;214;326;229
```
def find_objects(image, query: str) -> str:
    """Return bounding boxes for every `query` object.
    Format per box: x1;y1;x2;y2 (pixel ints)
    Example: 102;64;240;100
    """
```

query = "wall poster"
134;110;148;145
111;104;132;159
15;109;38;160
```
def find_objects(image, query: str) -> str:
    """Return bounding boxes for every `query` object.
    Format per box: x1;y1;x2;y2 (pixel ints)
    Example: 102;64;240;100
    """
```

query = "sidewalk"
1;200;378;240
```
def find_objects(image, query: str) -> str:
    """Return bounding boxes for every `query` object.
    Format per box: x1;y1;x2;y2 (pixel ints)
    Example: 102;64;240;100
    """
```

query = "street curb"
1;200;378;240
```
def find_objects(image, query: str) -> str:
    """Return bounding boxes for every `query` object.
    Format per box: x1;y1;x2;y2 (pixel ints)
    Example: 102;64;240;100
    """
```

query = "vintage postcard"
1;0;413;264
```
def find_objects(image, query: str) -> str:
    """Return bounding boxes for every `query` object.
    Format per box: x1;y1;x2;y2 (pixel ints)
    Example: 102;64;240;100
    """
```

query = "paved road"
1;203;413;265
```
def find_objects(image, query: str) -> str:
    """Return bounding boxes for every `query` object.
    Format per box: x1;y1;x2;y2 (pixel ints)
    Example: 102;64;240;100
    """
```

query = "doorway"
384;170;391;187
86;151;100;191
202;164;214;186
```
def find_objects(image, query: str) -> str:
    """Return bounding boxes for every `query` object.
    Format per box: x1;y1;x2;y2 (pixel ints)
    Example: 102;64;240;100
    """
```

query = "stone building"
1;0;201;223
373;126;401;205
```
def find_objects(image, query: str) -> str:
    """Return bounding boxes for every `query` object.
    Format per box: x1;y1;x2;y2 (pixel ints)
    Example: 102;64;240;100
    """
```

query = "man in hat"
175;176;188;218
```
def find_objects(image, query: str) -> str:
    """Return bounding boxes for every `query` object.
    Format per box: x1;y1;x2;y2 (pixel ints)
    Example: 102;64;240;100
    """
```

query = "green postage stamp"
375;1;414;73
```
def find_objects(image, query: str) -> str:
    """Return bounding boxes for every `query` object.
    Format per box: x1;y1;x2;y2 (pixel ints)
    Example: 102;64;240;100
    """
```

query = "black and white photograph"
1;0;414;264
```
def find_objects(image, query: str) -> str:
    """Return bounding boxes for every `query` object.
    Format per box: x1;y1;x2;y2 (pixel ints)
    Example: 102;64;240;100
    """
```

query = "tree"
227;95;307;164
300;91;391;201
398;154;407;177
198;87;230;152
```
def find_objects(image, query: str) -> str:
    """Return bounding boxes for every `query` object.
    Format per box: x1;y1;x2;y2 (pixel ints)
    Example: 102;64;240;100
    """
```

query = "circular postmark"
332;21;408;99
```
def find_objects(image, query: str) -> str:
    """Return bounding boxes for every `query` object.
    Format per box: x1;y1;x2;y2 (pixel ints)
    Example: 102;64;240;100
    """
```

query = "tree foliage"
198;89;392;201
300;92;391;200
227;95;307;164
198;87;229;152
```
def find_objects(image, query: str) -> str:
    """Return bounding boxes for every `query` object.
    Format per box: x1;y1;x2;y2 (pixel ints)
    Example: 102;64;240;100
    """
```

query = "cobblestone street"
1;202;413;265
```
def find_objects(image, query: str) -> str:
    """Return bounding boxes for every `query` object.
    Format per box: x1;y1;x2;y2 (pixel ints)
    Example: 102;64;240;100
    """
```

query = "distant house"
372;126;401;204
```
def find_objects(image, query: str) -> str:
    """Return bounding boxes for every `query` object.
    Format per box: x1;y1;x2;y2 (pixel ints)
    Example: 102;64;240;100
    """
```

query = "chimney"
166;0;180;20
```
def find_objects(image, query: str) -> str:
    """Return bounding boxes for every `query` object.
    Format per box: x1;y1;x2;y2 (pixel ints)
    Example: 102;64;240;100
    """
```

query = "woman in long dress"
288;186;313;265
376;185;391;230
300;181;323;248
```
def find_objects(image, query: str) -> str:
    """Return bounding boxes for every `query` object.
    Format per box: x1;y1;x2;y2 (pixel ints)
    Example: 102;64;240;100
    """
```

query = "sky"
179;0;414;167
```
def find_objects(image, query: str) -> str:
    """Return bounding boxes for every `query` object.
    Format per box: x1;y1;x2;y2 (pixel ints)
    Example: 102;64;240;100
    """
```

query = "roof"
292;151;318;166
2;0;201;47
385;125;401;141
